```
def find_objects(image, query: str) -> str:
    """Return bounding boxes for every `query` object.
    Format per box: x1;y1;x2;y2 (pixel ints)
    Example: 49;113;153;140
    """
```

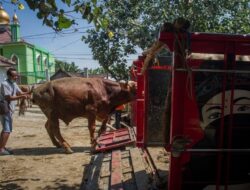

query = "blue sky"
2;1;140;70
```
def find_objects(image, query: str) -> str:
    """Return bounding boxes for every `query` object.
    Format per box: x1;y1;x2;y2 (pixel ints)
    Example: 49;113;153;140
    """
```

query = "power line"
1;0;12;4
22;26;93;38
54;53;93;55
51;38;83;52
2;52;141;58
1;52;94;57
55;57;96;60
23;32;87;40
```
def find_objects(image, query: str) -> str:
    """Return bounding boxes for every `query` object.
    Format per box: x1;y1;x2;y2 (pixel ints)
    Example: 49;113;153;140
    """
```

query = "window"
44;58;47;68
37;55;41;70
11;54;19;65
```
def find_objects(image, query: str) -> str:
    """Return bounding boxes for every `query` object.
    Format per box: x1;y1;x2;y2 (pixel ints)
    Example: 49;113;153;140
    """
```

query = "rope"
141;41;166;74
173;32;193;99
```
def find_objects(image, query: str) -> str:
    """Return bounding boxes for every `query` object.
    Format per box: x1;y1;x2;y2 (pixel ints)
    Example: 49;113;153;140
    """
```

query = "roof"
0;55;15;67
50;69;85;80
88;73;107;78
0;25;34;47
0;26;27;45
0;27;11;43
50;69;107;80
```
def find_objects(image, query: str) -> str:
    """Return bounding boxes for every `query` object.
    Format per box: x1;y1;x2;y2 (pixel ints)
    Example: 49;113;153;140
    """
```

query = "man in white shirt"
0;68;30;155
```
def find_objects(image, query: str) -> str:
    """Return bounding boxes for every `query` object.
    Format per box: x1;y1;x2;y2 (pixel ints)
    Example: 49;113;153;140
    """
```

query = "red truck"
132;31;250;190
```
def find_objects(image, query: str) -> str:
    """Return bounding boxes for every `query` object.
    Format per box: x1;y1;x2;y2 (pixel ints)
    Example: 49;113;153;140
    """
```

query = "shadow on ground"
0;178;81;190
10;146;91;156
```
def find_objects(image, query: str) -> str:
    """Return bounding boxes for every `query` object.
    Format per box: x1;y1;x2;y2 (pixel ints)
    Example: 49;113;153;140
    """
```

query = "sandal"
0;149;11;155
5;147;14;154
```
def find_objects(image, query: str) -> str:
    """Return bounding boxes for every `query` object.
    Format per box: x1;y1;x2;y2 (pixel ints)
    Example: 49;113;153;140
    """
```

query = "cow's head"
119;81;137;100
32;82;54;106
18;85;35;116
128;81;137;95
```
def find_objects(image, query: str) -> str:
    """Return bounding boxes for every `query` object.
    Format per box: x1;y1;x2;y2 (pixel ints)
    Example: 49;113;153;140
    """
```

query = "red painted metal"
95;128;135;152
150;65;172;70
159;32;250;54
130;61;138;127
130;56;144;128
134;56;146;147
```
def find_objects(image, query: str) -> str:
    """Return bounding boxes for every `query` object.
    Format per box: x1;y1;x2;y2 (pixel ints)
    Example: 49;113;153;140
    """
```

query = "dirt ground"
0;106;94;190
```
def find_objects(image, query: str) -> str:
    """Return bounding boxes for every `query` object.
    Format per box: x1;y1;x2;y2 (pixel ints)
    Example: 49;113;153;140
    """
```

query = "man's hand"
21;94;31;99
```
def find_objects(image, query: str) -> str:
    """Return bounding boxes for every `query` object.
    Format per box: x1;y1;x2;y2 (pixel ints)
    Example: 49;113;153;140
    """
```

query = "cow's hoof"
89;141;97;154
65;147;74;154
90;146;97;154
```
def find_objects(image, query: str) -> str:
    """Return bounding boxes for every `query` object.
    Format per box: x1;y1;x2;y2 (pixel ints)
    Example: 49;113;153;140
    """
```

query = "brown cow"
32;77;137;153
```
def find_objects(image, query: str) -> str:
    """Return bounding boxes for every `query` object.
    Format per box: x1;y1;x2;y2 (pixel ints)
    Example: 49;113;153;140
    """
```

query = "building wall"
0;43;55;84
1;43;26;72
0;10;55;84
25;46;36;84
48;54;55;73
26;46;35;73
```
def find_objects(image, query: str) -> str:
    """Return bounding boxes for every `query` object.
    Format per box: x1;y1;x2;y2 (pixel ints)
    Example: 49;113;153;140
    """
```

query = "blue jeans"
0;112;13;133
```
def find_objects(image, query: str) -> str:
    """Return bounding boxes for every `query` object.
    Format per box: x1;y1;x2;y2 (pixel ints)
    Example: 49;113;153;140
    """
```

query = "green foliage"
88;67;106;75
10;0;108;31
55;59;81;73
58;14;72;29
84;0;250;80
8;0;250;80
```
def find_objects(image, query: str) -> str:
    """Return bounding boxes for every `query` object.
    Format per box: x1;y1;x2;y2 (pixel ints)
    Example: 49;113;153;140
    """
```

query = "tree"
10;0;109;31
55;59;81;73
8;1;250;80
88;67;106;75
83;1;250;80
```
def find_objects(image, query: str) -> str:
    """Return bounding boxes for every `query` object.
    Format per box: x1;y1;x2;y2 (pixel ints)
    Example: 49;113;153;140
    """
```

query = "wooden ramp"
82;147;169;190
95;128;135;153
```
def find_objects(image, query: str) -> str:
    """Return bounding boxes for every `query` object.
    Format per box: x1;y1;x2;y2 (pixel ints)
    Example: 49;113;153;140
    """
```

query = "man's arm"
2;83;29;102
6;94;29;101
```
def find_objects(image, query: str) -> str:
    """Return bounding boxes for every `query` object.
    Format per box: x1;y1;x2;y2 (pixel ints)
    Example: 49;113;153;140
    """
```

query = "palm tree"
55;60;81;73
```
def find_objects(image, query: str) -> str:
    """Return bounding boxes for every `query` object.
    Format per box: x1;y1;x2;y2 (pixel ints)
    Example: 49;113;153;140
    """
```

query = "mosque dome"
0;6;10;25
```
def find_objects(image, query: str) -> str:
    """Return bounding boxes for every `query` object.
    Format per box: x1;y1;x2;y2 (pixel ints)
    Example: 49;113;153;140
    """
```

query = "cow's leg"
45;120;61;148
50;118;73;154
87;114;97;149
97;117;109;136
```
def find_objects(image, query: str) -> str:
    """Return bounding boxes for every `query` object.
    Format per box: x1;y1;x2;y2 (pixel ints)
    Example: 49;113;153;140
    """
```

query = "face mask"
7;78;15;83
187;114;250;185
203;114;250;148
